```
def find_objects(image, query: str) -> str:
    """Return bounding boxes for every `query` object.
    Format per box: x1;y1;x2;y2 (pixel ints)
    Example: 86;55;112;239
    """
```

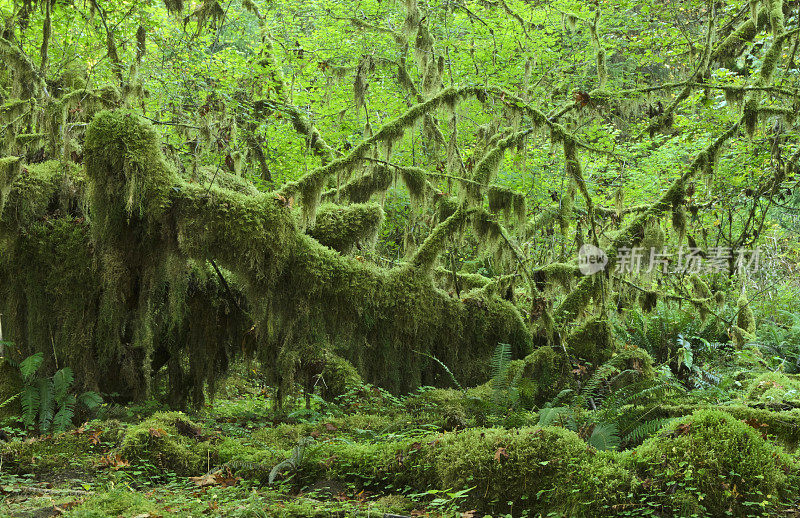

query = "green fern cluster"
538;357;684;450
15;353;102;434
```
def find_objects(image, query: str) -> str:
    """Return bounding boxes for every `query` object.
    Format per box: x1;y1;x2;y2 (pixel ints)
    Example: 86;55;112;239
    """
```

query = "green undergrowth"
4;372;800;517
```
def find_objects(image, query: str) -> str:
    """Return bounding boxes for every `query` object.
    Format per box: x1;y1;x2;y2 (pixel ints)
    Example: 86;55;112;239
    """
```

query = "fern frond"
52;394;76;433
20;385;40;428
19;353;43;381
37;378;54;433
415;351;463;391
587;422;620;451
0;392;19;411
623;417;675;444
52;368;74;403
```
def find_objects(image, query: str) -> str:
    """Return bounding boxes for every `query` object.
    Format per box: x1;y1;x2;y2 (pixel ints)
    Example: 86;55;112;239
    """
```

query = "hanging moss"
398;166;427;211
533;263;579;293
737;293;755;334
488;185;526;226
743;98;758;138
163;0;184;14
322;165;392;204
306;202;383;255
689;274;712;299
635;290;657;312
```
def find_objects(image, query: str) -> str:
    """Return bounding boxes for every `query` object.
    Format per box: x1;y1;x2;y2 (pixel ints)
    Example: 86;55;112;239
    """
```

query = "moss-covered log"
0;110;532;403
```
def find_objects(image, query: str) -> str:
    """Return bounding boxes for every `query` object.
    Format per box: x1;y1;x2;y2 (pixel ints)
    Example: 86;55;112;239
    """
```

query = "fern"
37;378;55;433
623;417;675;444
415;351;463;391
20;384;40;428
490;342;513;408
11;354;101;434
538;406;571;427
269;437;315;484
52;394;77;433
52;368;74;402
587;422;620;451
19;352;43;381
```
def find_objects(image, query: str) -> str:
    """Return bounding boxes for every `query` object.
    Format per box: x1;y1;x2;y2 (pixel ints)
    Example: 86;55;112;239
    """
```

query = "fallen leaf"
96;453;130;470
149;428;167;438
494;446;509;461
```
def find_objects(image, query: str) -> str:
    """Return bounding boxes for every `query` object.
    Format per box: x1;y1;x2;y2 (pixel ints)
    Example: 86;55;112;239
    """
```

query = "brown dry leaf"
88;429;103;445
461;511;478;518
96;453;130;470
494;447;508;462
190;468;241;488
215;467;241;488
323;423;338;432
189;473;219;488
149;428;167;438
675;423;691;436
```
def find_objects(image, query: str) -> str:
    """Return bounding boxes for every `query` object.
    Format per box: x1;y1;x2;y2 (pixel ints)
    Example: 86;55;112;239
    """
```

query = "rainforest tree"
0;0;797;407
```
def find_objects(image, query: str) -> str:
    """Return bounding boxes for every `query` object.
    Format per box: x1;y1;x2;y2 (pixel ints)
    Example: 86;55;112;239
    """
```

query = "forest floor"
4;354;800;518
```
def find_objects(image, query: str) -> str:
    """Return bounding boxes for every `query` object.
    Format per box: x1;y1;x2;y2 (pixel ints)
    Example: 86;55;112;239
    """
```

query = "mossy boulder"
117;412;214;475
631;409;798;515
512;345;572;407
404;388;481;429
565;317;614;364
319;352;363;400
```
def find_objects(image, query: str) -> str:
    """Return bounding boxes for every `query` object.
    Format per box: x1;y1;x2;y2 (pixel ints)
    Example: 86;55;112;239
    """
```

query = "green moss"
0;160;84;229
745;371;800;409
511;346;571;407
306;202;383;254
565;317;614;364
319;352;363;400
690;273;713;299
737;293;756;334
1;432;97;474
605;348;656;384
632;409;797;514
117;412;213;475
65;490;156;518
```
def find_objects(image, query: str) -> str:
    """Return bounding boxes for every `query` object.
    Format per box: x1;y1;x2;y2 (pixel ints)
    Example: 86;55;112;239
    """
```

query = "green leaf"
19;353;43;381
52;367;75;403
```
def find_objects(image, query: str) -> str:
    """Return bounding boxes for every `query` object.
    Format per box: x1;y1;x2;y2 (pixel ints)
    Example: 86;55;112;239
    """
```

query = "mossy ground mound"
117;412;216;475
745;371;800;409
631;409;799;515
